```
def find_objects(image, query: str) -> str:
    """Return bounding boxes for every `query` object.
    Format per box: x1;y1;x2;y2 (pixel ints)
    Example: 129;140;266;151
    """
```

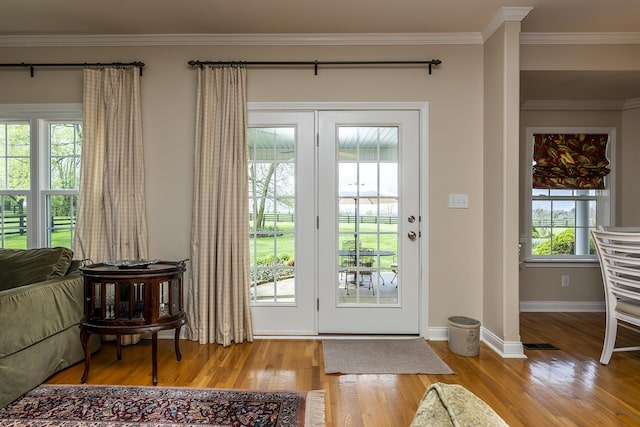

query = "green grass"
2;230;73;249
4;220;398;267
250;221;398;268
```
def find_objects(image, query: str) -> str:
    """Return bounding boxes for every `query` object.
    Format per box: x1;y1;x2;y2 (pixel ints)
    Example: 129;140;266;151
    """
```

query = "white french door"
248;105;423;335
248;111;316;334
318;110;421;333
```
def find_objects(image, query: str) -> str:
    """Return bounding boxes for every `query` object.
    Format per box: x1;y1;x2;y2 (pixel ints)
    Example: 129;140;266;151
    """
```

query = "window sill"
521;258;600;268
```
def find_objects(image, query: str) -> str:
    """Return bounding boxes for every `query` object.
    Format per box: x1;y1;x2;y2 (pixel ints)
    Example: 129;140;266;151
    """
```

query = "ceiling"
2;0;640;35
2;0;640;104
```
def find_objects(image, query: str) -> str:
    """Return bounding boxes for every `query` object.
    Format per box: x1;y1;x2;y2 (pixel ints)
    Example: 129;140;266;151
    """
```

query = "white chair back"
591;229;640;364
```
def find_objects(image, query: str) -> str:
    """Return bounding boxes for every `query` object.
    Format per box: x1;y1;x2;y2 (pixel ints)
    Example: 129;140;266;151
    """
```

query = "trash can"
448;316;480;357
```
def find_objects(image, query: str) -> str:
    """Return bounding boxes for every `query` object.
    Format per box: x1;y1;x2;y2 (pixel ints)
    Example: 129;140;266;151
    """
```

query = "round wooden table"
79;260;187;385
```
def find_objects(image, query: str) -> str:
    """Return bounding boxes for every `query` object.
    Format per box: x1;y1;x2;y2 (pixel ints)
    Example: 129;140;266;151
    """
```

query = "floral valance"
532;133;610;189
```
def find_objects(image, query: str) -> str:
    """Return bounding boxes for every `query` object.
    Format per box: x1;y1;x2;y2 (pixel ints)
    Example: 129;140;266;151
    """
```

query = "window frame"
0;104;82;248
523;127;616;263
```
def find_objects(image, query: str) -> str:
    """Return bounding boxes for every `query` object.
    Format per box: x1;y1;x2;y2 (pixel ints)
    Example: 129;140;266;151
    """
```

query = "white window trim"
0;103;82;248
522;126;616;264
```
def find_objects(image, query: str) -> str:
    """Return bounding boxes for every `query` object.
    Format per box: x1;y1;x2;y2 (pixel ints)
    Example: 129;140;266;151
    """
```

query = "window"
0;105;82;249
525;128;614;260
247;126;296;304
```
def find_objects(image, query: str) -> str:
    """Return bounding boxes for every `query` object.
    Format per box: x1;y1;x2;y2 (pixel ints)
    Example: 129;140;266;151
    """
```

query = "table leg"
80;328;91;383
174;326;182;361
116;335;122;360
151;332;158;386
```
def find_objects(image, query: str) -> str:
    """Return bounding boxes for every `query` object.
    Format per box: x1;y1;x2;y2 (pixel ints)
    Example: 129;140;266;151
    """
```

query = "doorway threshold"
254;334;421;340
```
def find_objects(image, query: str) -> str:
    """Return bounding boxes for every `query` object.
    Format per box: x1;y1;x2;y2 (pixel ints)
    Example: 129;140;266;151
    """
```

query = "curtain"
186;66;253;346
74;66;149;346
532;133;610;189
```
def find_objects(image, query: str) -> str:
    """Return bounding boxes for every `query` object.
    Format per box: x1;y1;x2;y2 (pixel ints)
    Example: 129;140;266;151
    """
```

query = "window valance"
532;133;610;189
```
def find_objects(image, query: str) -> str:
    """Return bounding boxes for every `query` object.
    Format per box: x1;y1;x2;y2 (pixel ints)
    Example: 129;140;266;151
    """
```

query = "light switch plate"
448;193;469;209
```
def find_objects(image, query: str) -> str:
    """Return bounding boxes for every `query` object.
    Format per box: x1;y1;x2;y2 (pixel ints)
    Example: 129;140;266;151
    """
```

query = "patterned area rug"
0;384;326;426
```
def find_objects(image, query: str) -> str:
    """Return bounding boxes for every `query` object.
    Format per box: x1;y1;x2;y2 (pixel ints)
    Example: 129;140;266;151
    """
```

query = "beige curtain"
186;65;253;346
74;66;149;345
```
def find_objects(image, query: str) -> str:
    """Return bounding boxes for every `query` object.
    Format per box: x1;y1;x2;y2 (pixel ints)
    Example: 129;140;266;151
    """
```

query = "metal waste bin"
448;316;480;357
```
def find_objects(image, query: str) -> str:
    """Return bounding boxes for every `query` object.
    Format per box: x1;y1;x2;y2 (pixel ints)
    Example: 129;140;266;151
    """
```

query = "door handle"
408;231;417;241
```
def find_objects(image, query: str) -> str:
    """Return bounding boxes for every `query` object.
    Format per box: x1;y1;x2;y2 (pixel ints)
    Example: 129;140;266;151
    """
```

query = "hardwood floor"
48;312;640;426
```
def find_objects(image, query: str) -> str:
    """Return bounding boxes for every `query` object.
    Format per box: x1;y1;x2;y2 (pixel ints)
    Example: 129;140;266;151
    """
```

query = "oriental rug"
322;338;454;374
0;384;325;427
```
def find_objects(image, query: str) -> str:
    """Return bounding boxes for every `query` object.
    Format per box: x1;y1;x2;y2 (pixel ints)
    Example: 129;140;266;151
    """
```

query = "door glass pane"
248;127;296;304
338;126;398;305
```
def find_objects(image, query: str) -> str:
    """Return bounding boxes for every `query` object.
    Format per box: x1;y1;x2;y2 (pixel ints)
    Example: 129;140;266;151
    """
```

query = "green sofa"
0;247;99;408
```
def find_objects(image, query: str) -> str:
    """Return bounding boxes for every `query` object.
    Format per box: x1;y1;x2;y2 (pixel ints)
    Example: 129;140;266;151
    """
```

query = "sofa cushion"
0;274;84;358
410;383;508;427
0;247;74;291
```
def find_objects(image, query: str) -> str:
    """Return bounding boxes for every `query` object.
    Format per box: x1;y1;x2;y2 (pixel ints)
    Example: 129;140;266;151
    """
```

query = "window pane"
50;123;82;190
1;123;30;190
7;124;30;157
7;158;29;189
550;200;575;228
248;127;296;304
46;195;77;248
531;198;597;256
338;126;399;304
0;195;27;249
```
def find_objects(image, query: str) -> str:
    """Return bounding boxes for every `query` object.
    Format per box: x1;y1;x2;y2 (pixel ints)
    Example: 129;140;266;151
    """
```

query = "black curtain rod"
0;62;145;77
188;59;442;75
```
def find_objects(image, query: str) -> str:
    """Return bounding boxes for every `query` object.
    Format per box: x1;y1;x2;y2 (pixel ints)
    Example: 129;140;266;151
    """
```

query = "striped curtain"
74;67;149;345
186;65;253;346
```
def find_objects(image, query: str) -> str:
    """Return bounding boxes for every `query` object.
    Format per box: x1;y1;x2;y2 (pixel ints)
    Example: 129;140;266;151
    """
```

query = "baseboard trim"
481;327;526;359
427;326;449;341
428;326;526;359
520;301;605;312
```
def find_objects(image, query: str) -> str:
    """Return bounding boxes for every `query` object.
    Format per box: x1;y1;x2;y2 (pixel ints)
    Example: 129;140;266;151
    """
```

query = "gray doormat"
322;338;454;374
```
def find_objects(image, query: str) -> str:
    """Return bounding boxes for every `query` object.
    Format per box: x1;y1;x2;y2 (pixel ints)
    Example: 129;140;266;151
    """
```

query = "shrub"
532;229;595;255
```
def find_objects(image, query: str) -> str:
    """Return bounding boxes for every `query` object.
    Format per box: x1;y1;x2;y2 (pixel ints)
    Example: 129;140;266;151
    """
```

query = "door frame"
248;102;430;337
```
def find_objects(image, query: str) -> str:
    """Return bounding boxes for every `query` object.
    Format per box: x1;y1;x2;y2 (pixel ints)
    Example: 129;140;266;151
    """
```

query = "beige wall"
621;107;640;225
0;43;485;331
483;28;506;338
483;21;523;346
3;40;636;340
519;43;640;308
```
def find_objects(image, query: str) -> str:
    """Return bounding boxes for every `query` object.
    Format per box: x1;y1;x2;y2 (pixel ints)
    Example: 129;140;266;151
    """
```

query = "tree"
251;163;275;230
249;162;294;230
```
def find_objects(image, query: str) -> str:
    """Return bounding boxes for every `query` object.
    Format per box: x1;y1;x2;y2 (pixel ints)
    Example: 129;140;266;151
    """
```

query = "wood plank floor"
48;312;640;426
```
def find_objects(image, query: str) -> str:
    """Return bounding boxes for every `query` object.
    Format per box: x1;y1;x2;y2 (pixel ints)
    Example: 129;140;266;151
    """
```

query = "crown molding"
523;98;640;111
483;6;533;41
0;32;483;48
623;98;640;110
521;99;627;111
1;30;638;48
521;32;640;44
